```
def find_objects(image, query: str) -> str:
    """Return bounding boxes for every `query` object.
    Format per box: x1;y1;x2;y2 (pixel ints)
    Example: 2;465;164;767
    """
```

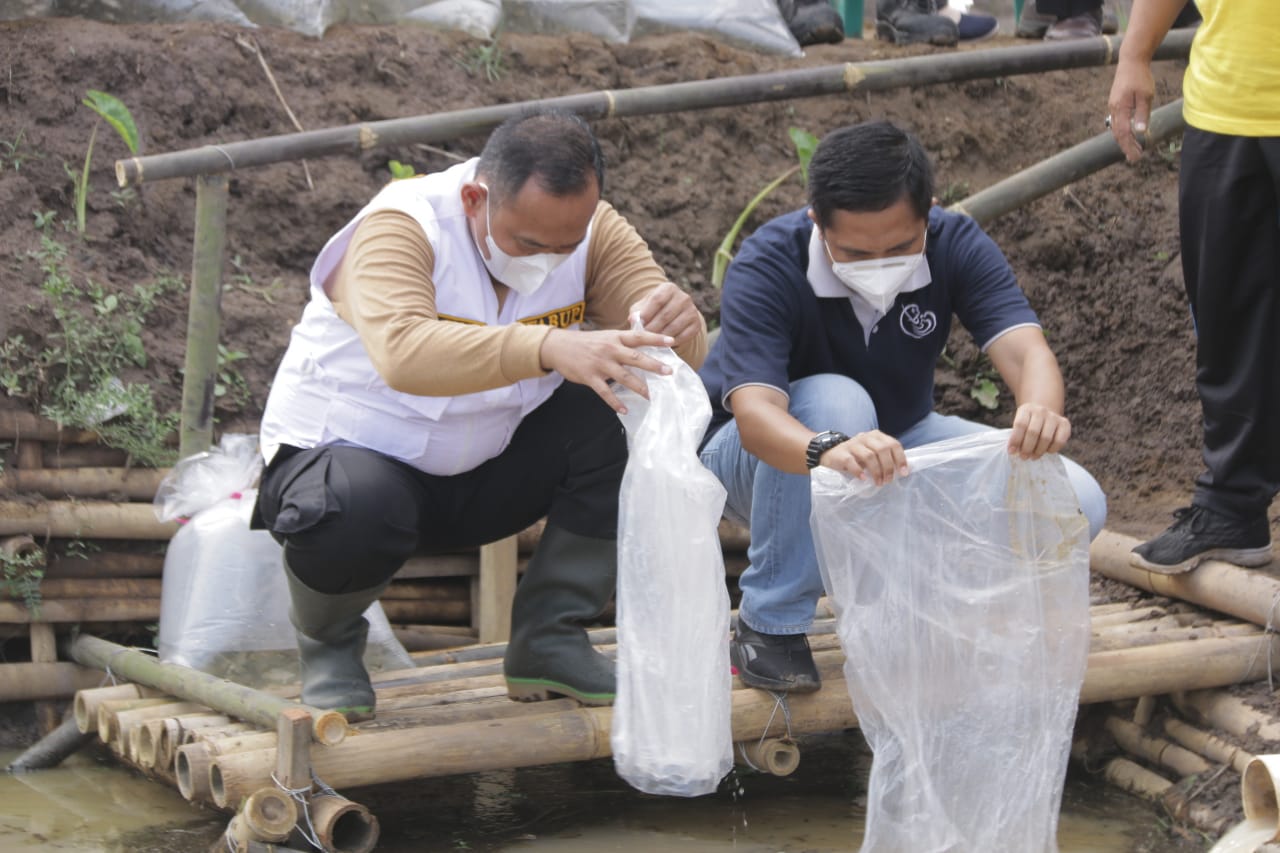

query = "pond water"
1;731;1167;852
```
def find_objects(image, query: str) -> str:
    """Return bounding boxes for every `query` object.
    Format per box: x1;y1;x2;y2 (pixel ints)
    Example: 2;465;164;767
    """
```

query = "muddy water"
1;732;1164;851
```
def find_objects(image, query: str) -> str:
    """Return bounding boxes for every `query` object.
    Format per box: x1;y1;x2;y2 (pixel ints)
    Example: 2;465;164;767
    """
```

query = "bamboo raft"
56;531;1280;852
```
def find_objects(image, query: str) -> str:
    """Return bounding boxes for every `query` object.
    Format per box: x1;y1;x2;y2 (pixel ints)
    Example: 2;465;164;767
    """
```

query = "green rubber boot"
504;525;617;706
285;564;388;722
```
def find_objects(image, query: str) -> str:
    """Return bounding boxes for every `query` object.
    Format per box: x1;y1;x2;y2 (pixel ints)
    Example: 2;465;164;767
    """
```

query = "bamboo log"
0;535;43;561
1088;622;1261;653
310;793;380;853
0;410;99;442
42;445;132;468
5;714;94;772
1173;690;1280;745
380;580;470;601
1079;635;1280;704
735;737;800;777
104;701;205;754
33;578;163;599
160;714;233;767
1089;605;1168;629
377;599;470;624
1162;718;1254;775
180;174;229;459
74;683;164;732
390;624;478;652
44;550;166;579
1093;613;1199;635
1104;717;1212;779
0;500;178;539
235;788;299;843
15;439;41;469
1099;757;1232;835
0;661;104;702
0;597;162;623
69;634;350;746
1090;529;1280;629
951;100;1185;226
1243;755;1280;837
116;31;1193;187
0;467;167;500
176;741;217;802
96;697;180;746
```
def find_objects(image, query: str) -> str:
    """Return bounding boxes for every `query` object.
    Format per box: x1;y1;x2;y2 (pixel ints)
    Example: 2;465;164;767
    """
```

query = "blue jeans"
699;373;1108;634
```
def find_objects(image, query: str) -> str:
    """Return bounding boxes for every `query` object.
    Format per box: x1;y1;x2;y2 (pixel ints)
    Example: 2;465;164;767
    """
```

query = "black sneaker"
1130;505;1273;575
730;622;821;693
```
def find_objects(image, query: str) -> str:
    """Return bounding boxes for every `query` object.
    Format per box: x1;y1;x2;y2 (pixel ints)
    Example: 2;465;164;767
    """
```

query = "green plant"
941;347;1003;411
32;209;56;230
712;127;819;288
214;343;252;409
1;129;38;172
68;90;140;234
225;254;283;305
939;180;971;206
0;233;181;466
1;545;45;617
455;39;504;82
387;159;417;180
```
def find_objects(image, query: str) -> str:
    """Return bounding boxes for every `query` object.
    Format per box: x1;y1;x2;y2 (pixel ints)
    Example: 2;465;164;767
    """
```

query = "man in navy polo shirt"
699;120;1107;694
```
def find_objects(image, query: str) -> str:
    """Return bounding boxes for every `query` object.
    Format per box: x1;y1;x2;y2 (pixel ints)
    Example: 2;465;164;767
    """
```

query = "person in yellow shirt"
1108;0;1279;574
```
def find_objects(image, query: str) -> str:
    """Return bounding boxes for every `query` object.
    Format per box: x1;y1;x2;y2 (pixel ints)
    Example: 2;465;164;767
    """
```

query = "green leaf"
971;377;1000;411
82;90;140;154
788;127;819;184
387;160;416;181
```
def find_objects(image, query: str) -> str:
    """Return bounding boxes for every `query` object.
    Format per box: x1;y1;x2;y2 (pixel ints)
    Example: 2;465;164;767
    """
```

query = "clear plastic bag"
611;333;733;797
156;437;412;687
810;430;1090;853
632;0;801;56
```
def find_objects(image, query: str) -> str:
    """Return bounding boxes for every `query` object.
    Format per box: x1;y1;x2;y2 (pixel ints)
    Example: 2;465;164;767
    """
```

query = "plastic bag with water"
155;435;412;688
611;333;733;797
810;430;1091;852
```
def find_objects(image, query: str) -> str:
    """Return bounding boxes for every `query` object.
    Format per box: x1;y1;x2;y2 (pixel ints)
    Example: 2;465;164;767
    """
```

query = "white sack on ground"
612;336;733;797
810;430;1090;852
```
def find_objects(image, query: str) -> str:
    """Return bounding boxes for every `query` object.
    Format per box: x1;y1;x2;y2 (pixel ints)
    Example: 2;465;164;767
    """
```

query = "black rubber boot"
876;0;958;46
777;0;846;45
504;525;617;706
730;620;822;694
285;564;388;722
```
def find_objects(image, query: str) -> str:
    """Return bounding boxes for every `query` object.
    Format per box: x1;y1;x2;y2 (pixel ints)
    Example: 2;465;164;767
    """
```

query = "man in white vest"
252;111;707;720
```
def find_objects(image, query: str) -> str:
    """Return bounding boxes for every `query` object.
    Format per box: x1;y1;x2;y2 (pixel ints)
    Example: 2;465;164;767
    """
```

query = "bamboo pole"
42;445;132;468
0;467;168;500
73;683;164;732
1173;690;1280;744
0;597;162;623
4;713;94;772
207;675;860;808
1089;605;1168;629
0;661;105;702
1090;529;1280;629
95;697;174;744
43;550;166;579
1243;755;1280;837
0;410;98;442
1089;622;1261;653
69;634;350;746
0;535;43;561
160;714;233;768
180;174;229;460
103;701;205;754
176;741;217;802
34;578;163;599
1161;718;1254;775
115;31;1194;187
310;794;380;853
1104;716;1212;779
228;788;299;844
377;599;470;624
390;624;478;652
950;99;1185;226
380;580;471;601
0;500;178;539
1079;634;1280;704
1099;757;1232;835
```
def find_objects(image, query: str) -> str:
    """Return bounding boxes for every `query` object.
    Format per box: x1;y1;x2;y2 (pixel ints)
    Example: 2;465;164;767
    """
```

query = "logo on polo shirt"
899;304;936;339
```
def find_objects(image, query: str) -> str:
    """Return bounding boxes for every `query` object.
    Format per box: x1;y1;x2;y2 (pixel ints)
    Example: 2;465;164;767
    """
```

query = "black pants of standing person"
1034;0;1098;16
1179;128;1280;521
252;380;627;594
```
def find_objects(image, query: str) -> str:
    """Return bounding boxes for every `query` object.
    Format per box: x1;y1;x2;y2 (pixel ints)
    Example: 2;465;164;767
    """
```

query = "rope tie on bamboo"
103;644;158;686
737;691;796;772
209;145;238;171
270;769;339;851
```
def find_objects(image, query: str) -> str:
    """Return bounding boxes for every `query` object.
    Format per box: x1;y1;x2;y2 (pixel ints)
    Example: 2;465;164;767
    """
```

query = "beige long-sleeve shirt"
325;200;706;398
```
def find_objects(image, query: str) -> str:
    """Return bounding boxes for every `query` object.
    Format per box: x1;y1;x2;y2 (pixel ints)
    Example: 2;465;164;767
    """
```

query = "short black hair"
476;110;605;206
807;120;934;228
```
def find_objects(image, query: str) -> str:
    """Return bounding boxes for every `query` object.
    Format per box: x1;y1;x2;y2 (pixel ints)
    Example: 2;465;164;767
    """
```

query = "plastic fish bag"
156;437;412;687
810;430;1090;852
611;332;733;797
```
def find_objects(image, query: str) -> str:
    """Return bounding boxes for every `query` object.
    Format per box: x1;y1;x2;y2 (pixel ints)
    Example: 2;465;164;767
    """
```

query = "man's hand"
1108;58;1156;163
539;327;675;414
819;430;909;486
1008;403;1071;460
629;282;702;349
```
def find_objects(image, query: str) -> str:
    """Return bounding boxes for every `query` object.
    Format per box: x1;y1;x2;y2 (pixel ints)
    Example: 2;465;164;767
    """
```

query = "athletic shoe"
1130;505;1273;575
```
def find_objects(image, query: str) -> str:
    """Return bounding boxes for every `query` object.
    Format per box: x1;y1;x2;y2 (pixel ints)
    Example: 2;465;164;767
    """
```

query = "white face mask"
826;233;927;315
475;183;572;297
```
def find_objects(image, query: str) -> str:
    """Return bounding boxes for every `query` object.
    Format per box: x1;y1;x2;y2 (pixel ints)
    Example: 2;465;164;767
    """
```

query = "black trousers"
252;381;627;594
1179;128;1280;519
1034;0;1098;17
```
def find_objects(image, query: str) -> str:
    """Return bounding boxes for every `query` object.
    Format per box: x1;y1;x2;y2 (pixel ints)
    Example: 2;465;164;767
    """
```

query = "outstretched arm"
986;326;1070;459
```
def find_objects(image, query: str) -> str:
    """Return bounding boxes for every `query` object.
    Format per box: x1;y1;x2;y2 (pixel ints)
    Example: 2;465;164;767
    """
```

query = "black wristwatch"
806;430;850;470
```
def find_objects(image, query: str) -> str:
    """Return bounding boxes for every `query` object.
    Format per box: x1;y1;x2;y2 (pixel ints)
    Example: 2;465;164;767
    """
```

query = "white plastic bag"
632;0;801;56
611;334;733;797
156;437;412;687
810;430;1090;853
